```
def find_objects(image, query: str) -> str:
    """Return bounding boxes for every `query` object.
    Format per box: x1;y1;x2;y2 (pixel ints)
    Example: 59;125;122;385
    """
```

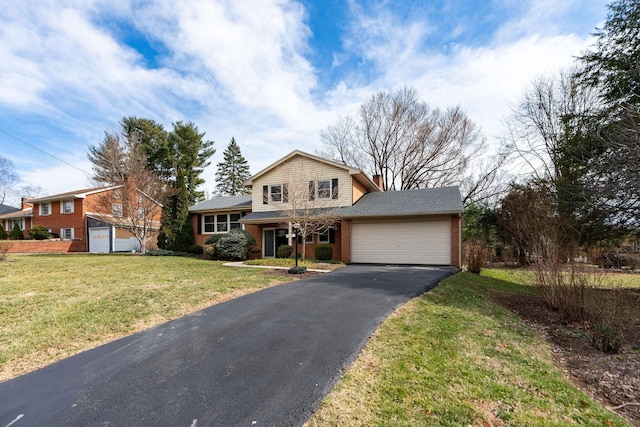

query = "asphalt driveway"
0;264;457;427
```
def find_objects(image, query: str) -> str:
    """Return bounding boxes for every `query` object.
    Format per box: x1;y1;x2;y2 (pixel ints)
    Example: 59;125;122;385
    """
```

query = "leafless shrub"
464;239;485;274
0;241;12;261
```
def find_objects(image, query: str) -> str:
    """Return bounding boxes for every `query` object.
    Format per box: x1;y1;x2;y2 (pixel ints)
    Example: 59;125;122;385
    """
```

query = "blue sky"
0;0;608;204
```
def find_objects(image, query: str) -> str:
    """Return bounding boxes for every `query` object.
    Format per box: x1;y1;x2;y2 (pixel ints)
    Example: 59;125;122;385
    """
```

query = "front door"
263;228;289;258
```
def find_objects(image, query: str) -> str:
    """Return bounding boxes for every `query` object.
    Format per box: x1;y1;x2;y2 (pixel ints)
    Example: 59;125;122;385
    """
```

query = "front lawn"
0;254;294;382
307;271;630;426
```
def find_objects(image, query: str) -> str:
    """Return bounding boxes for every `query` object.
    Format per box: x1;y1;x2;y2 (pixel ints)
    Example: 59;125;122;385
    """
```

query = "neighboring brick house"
190;150;463;267
0;199;33;238
10;186;162;253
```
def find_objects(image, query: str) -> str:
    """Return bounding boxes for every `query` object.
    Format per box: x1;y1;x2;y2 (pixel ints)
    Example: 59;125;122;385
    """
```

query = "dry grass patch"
0;254;294;382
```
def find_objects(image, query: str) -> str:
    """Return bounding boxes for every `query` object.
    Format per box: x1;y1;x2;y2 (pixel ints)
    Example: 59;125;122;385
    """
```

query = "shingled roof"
338;186;463;218
189;195;252;212
0;204;20;216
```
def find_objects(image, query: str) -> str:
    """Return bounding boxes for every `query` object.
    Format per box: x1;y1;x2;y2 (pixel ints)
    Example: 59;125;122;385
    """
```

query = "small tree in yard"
90;130;167;253
0;226;7;240
274;157;340;261
28;225;52;240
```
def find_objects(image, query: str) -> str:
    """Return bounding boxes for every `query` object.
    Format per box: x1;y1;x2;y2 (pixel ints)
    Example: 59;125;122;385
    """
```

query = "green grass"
307;271;630;426
0;254;294;381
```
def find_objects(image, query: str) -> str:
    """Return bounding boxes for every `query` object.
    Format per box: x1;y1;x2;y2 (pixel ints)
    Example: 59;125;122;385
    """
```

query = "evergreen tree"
0;225;8;240
215;138;251;196
9;223;24;240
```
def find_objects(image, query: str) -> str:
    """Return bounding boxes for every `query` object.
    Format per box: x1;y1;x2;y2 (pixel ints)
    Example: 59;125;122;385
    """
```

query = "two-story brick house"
190;150;463;266
18;186;162;253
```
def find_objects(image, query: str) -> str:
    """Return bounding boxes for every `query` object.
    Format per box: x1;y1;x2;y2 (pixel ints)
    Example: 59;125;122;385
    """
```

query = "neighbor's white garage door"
89;227;110;253
351;220;451;265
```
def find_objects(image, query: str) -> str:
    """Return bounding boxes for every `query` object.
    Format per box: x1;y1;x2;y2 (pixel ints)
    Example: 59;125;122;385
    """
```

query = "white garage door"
351;220;451;265
89;227;110;253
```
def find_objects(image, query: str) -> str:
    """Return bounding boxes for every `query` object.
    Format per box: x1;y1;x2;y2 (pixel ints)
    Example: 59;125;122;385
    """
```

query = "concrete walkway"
0;265;457;427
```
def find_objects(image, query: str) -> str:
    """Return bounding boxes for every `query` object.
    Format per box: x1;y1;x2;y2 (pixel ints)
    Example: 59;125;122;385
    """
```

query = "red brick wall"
6;239;84;253
244;224;262;260
451;214;461;268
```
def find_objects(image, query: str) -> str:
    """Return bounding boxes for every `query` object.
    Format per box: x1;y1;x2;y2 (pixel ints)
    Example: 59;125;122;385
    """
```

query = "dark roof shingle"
190;195;252;212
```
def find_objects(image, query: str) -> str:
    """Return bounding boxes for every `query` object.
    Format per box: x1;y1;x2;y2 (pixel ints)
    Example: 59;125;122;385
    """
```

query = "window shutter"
283;183;288;203
331;178;338;199
309;181;315;201
329;229;336;244
263;185;268;204
197;214;202;235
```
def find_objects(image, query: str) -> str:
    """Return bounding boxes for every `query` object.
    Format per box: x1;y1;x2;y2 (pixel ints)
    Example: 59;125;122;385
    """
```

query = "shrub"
204;234;223;246
288;266;307;274
0;226;7;240
29;225;52;240
215;229;256;260
464;239;486;274
591;322;622;354
186;244;203;255
277;244;293;258
314;244;332;261
8;224;24;240
0;241;11;261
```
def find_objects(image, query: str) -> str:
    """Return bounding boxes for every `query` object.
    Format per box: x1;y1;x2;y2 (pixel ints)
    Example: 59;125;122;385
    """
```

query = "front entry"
263;228;289;258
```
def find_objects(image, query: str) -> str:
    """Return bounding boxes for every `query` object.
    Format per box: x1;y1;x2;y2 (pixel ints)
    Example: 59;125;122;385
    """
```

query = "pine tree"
215;138;251;196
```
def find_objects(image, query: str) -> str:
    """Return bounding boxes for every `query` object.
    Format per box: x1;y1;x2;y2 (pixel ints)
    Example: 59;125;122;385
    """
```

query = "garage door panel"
89;227;110;253
351;220;450;264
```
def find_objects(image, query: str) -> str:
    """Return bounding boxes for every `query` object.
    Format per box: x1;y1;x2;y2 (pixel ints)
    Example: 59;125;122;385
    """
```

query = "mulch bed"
490;289;640;425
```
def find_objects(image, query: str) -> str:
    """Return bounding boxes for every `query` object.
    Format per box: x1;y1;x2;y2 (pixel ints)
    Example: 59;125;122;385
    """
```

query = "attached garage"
351;219;451;265
89;227;110;253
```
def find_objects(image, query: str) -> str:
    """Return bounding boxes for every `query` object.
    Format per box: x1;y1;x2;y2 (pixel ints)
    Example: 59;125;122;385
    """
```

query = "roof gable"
244;150;379;192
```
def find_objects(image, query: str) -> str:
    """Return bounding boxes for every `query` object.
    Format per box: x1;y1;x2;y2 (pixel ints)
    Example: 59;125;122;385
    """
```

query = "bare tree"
89;131;168;253
0;156;18;205
320;86;500;204
274;157;341;260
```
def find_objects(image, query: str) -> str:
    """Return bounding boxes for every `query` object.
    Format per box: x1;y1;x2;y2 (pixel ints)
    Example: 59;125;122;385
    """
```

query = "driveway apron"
0;265;457;427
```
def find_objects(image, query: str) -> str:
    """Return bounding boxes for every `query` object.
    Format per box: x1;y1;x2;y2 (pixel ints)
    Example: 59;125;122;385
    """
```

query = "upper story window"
61;200;74;214
309;178;338;201
263;184;289;204
270;185;282;202
40;202;51;216
112;203;123;217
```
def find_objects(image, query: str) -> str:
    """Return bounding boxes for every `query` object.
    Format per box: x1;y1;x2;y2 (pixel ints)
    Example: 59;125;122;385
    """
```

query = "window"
112;203;123;217
309;178;338;200
61;200;74;214
305;233;313;243
137;195;144;203
202;212;244;234
7;219;24;231
136;208;145;219
317;230;330;244
270;185;282;202
216;214;228;232
61;228;74;240
317;180;331;199
204;215;215;233
114;190;121;199
229;213;242;230
40;202;51;216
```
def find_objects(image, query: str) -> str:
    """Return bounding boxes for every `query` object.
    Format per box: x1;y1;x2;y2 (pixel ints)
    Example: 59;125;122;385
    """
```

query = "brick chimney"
21;197;34;210
372;175;383;190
